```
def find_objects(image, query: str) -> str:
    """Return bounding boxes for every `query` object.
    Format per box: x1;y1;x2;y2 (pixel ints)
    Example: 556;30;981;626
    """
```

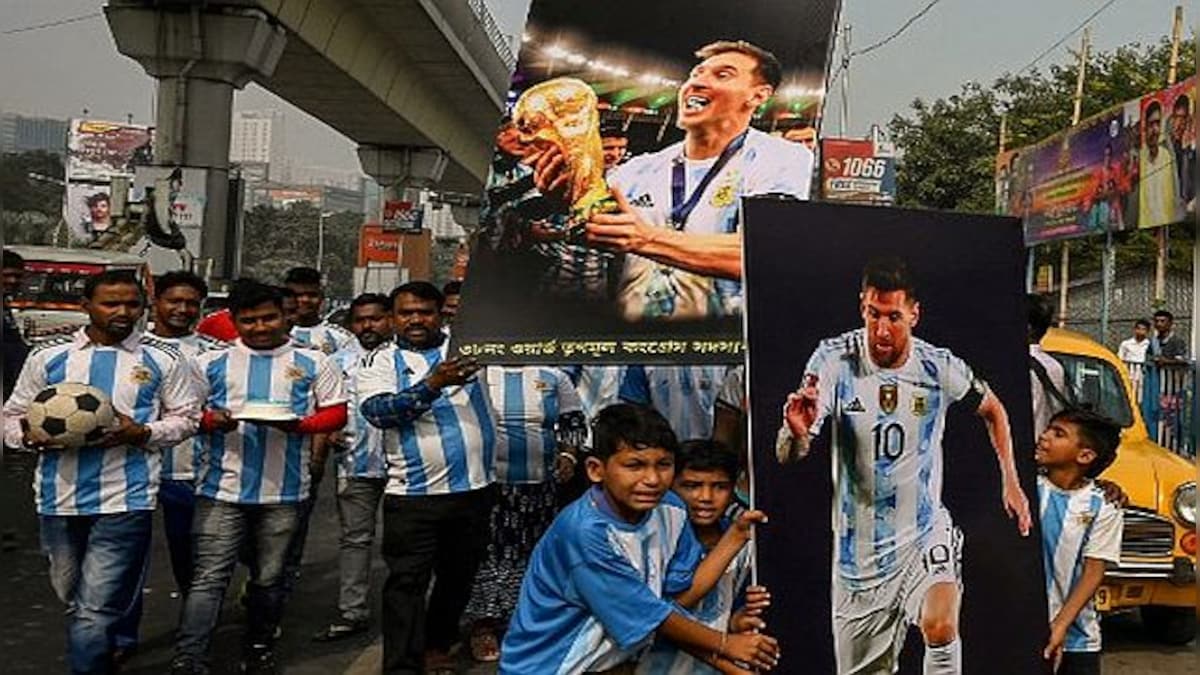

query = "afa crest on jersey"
879;383;898;414
912;393;928;416
129;365;154;385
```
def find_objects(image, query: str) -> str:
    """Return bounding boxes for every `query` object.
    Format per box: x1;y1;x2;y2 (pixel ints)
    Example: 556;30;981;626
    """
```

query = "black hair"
284;266;322;286
1048;408;1121;478
85;192;110;207
591;403;679;460
2;248;23;269
441;280;463;297
1028;293;1055;342
1145;100;1163;118
349;292;390;314
694;40;782;90
677;440;738;480
277;285;297;300
600;121;628;140
1172;94;1189;112
390;281;444;310
154;270;208;299
83;269;141;300
861;257;917;302
229;280;283;314
1153;309;1174;322
1134;318;1151;329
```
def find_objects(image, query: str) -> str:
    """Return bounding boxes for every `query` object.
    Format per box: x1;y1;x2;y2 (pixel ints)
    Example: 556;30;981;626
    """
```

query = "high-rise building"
0;111;69;155
230;109;287;180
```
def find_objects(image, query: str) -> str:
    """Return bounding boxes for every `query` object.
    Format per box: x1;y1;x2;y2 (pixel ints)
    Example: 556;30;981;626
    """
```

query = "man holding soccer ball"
1;269;200;674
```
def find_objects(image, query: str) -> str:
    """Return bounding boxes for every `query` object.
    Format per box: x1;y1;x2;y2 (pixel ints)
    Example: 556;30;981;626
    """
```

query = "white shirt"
1116;337;1149;365
291;321;353;355
1030;344;1067;441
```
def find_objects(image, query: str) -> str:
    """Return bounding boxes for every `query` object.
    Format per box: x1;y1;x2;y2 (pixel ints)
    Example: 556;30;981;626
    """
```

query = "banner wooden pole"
1059;28;1090;327
1156;5;1184;304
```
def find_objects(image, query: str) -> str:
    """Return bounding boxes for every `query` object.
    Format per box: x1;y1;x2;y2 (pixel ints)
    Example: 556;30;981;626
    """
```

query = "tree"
888;38;1196;276
239;202;362;299
1;151;66;246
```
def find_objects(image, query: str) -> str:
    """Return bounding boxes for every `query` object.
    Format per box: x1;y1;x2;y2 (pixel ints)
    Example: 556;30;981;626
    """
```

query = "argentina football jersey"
194;340;346;503
3;329;199;515
802;328;977;588
158;333;224;481
486;366;582;484
291;321;353;355
330;342;387;479
619;365;726;442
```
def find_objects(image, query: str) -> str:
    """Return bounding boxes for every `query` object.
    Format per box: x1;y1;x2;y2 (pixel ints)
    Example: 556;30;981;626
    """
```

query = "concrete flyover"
249;0;515;193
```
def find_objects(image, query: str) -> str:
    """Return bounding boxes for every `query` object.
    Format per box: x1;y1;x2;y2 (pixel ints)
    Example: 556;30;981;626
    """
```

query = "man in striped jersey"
776;258;1031;675
358;281;497;674
284;266;352;354
1036;409;1122;675
171;281;347;675
3;269;200;674
620;365;727;442
313;293;394;642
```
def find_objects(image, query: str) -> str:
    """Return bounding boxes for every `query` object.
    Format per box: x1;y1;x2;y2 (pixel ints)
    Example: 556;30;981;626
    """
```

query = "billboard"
745;199;1045;674
382;199;424;233
820;137;896;204
453;0;840;364
999;75;1196;244
63;119;153;246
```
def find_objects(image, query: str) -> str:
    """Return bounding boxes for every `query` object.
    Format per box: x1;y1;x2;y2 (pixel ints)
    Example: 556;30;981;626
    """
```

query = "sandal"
311;619;368;642
469;628;501;662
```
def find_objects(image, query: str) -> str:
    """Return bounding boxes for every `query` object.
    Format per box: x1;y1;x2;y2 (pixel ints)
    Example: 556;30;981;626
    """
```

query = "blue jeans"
112;479;195;650
40;510;153;675
174;498;300;660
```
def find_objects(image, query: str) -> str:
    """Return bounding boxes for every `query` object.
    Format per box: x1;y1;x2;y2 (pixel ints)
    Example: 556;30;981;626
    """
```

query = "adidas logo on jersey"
629;193;654;208
844;397;866;413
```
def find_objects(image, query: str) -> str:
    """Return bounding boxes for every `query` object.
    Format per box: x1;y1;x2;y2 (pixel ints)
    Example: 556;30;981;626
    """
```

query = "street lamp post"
315;210;333;272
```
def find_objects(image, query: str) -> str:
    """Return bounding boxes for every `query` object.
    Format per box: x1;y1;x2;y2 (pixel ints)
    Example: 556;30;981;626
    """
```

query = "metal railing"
466;0;518;69
1125;360;1197;458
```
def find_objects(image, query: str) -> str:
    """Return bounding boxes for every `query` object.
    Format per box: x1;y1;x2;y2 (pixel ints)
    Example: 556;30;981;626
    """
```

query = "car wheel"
1142;606;1197;645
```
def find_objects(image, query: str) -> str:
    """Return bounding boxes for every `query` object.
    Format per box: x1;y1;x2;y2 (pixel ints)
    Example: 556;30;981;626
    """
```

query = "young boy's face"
1036;419;1096;471
586;442;675;522
674;467;735;529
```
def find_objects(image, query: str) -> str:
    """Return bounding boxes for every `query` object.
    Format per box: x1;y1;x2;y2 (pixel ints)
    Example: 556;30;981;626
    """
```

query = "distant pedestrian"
1149;310;1188;362
1117;319;1151;392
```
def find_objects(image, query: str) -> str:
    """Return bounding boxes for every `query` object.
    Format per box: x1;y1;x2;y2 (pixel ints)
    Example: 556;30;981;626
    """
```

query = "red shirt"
196;308;238;341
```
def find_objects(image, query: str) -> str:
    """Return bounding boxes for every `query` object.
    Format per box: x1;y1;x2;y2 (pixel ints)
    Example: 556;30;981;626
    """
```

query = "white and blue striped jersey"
158;333;225;481
2;329;200;516
562;365;625;420
193;340;346;504
500;488;703;674
609;128;812;320
637;526;754;675
801;329;978;590
1038;475;1122;653
487;366;582;484
620;365;726;441
291;321;353;355
357;340;496;496
331;341;387;479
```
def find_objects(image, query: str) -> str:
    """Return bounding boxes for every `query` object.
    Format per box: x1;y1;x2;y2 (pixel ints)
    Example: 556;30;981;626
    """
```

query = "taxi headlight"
1172;482;1196;527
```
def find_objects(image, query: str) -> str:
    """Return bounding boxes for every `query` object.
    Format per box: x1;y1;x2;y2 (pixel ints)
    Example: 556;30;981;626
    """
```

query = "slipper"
469;629;501;662
311;619;368;642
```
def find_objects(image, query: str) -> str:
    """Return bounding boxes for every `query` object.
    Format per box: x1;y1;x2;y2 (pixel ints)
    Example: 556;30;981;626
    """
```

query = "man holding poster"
536;40;813;322
775;258;1032;675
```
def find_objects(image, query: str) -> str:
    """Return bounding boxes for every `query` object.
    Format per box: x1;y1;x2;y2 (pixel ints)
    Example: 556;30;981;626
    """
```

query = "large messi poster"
453;0;840;364
745;200;1050;674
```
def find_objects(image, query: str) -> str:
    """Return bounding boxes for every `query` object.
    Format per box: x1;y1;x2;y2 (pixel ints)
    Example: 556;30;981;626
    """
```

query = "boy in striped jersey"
171;281;347;675
284;266;353;354
1036;409;1122;675
776;258;1031;675
358;281;498;674
637;440;769;674
313;293;394;642
3;270;200;674
500;404;779;674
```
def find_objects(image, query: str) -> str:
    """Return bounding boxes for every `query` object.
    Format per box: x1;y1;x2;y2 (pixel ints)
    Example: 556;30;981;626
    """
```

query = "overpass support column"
105;2;286;278
358;145;450;204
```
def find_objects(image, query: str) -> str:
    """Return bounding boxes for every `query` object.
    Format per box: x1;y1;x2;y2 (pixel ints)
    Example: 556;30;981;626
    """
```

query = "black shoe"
169;655;208;675
312;618;369;642
240;645;278;675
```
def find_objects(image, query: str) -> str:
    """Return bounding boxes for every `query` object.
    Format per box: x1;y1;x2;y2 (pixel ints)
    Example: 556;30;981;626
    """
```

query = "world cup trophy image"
513;77;618;234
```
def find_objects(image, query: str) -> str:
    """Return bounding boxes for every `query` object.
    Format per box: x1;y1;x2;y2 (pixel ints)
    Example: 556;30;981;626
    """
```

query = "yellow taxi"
1042;327;1197;644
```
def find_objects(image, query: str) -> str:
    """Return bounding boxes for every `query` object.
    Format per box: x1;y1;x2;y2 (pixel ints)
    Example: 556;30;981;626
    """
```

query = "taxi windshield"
1048;352;1135;428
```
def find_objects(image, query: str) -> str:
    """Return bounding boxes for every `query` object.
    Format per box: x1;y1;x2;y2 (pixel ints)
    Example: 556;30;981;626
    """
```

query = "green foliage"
239;202;362;299
1;151;66;246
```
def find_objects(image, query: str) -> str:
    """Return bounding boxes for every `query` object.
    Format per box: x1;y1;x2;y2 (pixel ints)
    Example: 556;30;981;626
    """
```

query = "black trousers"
381;485;496;674
1059;651;1102;675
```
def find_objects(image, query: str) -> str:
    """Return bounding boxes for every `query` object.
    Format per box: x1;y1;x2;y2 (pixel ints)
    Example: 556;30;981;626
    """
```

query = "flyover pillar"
105;2;286;278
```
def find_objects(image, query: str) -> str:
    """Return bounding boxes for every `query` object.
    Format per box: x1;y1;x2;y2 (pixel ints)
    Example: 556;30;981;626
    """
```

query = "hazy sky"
0;1;1192;173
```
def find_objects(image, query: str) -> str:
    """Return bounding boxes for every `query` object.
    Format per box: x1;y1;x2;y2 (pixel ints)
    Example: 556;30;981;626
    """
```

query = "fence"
1125;361;1197;458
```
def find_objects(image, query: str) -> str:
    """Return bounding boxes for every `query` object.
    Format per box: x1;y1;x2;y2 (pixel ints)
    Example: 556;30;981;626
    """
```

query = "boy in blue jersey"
500;403;781;675
637;440;771;675
776;258;1032;675
1036;409;1123;675
171;281;348;675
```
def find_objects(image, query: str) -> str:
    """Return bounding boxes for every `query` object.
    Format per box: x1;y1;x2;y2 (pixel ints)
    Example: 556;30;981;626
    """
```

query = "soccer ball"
26;383;116;450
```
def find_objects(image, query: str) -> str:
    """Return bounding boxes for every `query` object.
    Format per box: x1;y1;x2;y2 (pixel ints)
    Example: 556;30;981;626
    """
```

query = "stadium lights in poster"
452;0;841;365
744;199;1048;674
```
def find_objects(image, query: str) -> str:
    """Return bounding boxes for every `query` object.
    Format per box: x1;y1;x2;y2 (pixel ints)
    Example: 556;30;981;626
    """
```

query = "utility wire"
1;11;103;37
852;0;945;57
1015;0;1121;74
